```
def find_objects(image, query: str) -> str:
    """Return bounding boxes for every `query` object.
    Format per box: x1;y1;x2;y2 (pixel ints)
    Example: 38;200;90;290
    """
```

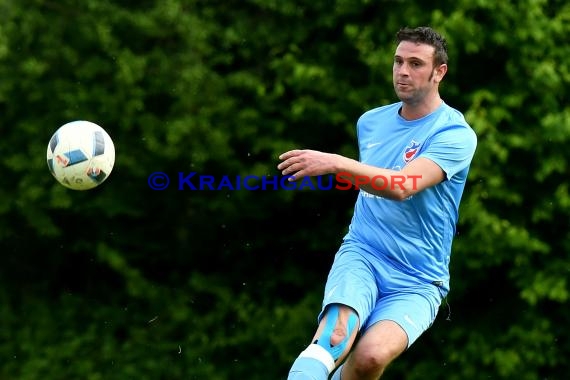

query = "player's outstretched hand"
278;149;342;181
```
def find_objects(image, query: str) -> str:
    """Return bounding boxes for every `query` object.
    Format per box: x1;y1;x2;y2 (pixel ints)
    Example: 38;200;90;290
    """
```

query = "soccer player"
277;26;477;379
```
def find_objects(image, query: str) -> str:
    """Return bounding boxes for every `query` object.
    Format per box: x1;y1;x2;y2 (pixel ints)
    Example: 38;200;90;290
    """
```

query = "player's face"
393;41;445;105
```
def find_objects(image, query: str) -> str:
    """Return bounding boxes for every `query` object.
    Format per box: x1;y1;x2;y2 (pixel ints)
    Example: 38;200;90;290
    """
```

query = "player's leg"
339;287;442;379
340;320;407;379
287;304;359;380
287;248;378;380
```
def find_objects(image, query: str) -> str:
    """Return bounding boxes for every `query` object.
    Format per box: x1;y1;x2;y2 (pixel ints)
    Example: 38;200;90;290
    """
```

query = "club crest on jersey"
403;140;421;163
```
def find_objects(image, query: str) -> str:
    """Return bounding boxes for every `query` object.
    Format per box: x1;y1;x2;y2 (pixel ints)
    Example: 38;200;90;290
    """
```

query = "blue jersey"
342;102;477;291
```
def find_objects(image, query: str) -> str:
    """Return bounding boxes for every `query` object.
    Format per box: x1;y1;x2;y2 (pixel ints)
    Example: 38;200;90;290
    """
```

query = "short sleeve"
419;125;477;180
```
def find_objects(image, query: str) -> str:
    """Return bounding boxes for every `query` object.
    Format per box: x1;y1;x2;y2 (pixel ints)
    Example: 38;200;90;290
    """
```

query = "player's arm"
337;156;444;200
277;149;444;201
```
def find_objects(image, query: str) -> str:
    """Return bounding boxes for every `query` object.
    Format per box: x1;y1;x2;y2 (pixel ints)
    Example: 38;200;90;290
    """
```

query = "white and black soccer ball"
46;120;115;190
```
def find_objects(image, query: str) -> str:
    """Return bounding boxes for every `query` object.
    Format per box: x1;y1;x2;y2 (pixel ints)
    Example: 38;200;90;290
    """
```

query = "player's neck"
400;96;443;121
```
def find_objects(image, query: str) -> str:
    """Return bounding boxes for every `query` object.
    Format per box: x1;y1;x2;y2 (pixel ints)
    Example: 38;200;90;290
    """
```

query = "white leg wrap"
298;343;336;373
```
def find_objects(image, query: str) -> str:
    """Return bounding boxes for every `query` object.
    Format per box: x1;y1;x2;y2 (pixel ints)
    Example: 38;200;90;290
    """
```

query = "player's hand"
277;149;340;180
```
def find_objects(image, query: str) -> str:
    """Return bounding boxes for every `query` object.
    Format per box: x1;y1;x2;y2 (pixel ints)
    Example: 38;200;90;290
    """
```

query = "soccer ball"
46;120;115;190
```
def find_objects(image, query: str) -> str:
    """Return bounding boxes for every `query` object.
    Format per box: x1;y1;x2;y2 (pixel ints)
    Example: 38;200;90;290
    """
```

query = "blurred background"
1;0;569;379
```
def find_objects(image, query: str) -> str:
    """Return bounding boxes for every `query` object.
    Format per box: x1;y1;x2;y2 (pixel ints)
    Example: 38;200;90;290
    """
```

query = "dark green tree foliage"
0;0;569;378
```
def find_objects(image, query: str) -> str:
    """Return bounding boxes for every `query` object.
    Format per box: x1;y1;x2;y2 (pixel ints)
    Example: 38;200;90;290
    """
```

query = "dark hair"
396;26;448;66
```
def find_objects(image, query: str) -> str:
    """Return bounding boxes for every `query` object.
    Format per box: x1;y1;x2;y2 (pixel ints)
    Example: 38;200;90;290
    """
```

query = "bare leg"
341;320;408;380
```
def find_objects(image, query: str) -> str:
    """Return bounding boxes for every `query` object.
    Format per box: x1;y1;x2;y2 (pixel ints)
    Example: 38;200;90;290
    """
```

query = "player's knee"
329;327;347;347
351;353;386;377
351;345;400;376
329;308;351;345
314;304;359;361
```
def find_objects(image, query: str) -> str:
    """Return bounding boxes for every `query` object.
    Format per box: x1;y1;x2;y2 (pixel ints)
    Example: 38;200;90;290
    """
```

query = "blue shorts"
318;246;444;348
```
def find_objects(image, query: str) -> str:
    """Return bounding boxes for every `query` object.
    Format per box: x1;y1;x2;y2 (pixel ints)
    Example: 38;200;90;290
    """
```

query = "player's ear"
433;63;447;83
